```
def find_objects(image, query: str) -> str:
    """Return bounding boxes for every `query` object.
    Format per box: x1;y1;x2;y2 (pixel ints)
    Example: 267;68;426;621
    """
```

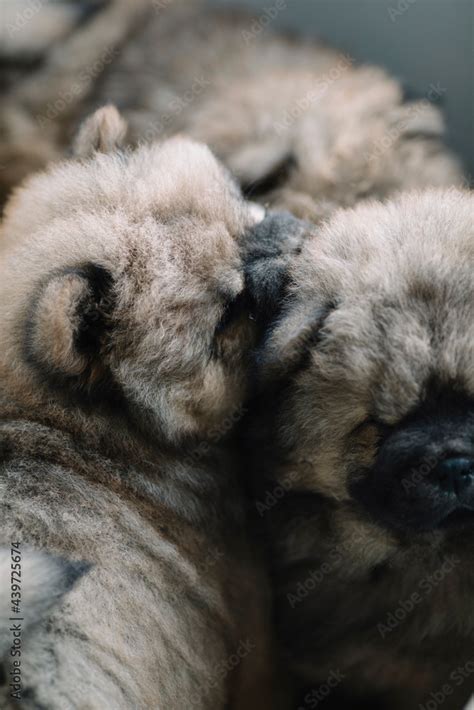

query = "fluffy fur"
0;1;94;61
0;108;279;709
246;189;474;709
0;0;149;204
0;0;464;214
0;547;89;658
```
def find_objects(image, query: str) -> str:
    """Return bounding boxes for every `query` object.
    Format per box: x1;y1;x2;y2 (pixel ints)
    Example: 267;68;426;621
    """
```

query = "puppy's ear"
257;302;336;382
25;264;113;390
73;105;127;157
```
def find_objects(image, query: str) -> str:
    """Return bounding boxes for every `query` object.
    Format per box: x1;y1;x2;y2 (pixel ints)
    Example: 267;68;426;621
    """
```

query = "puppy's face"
0;109;265;443
257;190;474;533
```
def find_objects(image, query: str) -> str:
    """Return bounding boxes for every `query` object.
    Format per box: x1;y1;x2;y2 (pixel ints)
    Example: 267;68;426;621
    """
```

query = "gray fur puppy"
0;0;464;215
245;189;474;710
0;107;279;710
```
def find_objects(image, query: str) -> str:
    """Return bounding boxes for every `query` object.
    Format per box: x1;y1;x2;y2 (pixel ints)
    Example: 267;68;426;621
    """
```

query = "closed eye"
350;417;392;441
215;290;252;334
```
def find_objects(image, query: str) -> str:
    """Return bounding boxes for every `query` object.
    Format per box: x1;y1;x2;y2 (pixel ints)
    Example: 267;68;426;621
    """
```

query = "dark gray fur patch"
58;559;93;594
244;211;309;326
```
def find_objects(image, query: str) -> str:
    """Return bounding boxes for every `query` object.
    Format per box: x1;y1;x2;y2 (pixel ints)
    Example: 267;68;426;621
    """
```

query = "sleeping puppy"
0;0;464;214
0;107;278;710
245;189;474;709
58;0;468;216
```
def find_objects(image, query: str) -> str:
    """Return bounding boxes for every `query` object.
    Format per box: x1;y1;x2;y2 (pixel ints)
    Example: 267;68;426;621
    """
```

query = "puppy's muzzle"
243;211;309;326
432;457;474;497
352;393;474;532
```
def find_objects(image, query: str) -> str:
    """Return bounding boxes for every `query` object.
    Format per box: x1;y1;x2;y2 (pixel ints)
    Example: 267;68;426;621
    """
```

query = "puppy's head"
256;189;474;533
0;107;265;443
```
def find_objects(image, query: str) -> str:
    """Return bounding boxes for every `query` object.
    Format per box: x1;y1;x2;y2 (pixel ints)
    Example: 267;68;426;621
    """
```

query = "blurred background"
1;0;472;175
213;0;473;178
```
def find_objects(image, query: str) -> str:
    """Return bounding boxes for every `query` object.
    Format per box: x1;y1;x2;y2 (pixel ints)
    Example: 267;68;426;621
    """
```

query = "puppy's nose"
433;457;474;497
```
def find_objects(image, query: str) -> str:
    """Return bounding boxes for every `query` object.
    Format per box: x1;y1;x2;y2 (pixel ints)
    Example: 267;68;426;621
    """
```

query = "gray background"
213;0;473;178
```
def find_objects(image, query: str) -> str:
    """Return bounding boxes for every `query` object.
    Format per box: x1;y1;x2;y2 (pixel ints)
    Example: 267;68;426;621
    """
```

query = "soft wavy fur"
0;547;89;658
247;189;474;710
0;0;464;214
0;108;279;709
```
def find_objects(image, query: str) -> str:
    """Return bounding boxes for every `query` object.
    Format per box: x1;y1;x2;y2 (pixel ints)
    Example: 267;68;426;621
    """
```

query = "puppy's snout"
243;211;309;325
352;394;474;532
432;457;474;497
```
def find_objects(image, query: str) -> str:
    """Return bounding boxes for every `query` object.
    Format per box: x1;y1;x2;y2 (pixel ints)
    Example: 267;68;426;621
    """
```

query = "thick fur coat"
246;189;474;709
0;109;278;709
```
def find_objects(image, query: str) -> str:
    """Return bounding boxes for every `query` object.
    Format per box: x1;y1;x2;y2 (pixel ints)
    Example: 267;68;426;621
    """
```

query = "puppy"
0;1;464;215
245;189;474;709
137;6;463;222
0;107;277;709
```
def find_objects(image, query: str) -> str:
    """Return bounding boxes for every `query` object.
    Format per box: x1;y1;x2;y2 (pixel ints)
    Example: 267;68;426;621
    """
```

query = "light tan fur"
0;1;464;215
0;0;149;203
0;547;89;657
0;108;280;709
0;0;83;60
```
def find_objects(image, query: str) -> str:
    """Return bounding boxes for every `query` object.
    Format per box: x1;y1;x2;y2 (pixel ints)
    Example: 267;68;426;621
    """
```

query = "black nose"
351;393;474;531
432;457;474;497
